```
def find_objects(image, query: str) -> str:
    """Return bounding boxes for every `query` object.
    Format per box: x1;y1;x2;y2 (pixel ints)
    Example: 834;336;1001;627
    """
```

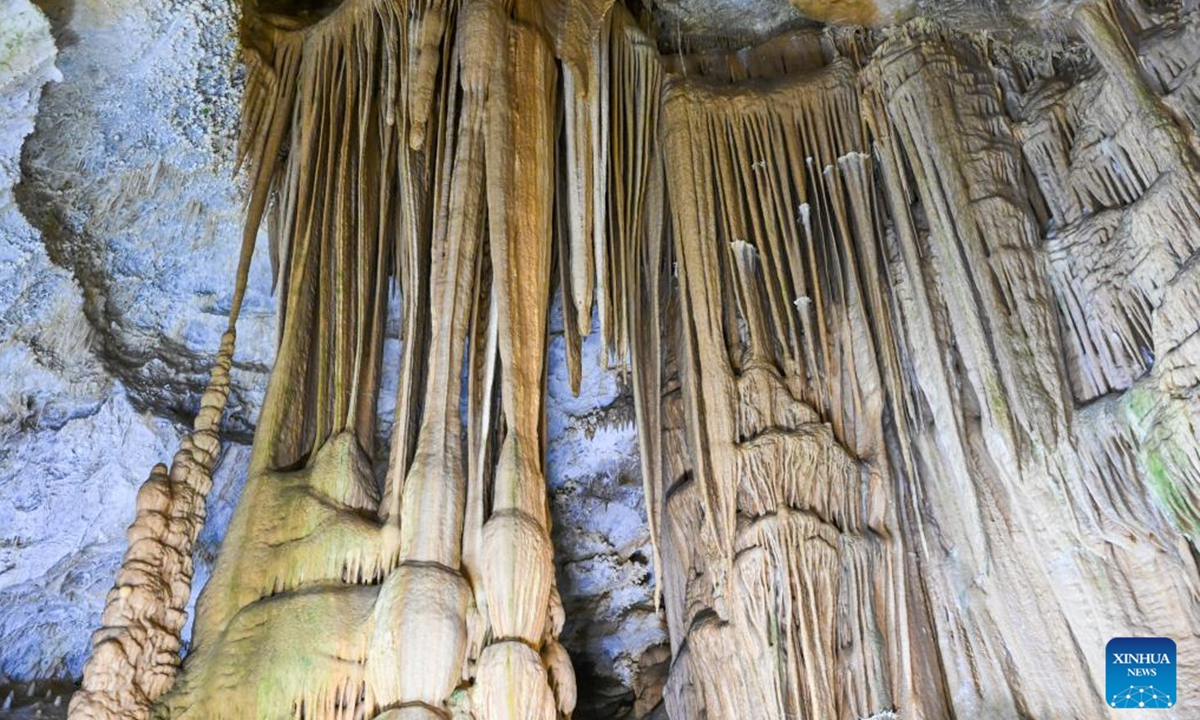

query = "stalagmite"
64;0;1200;718
65;331;232;720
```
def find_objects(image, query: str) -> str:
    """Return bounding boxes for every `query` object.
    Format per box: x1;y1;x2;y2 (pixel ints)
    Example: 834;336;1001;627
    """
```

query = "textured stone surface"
0;0;263;689
649;0;1092;49
650;0;808;48
546;311;667;719
1;1;1199;720
14;0;276;434
0;4;662;711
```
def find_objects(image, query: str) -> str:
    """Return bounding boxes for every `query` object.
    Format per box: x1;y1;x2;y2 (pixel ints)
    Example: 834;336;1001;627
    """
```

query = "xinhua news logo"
1107;637;1177;709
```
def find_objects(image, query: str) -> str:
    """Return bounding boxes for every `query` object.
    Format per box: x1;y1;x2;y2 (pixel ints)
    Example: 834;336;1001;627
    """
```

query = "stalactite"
181;0;420;669
609;3;667;604
545;0;615;360
653;52;906;720
131;0;650;716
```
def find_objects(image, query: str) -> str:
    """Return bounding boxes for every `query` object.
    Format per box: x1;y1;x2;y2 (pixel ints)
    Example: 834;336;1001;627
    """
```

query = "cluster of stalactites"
556;2;664;388
134;2;669;719
69;332;235;720
642;38;906;717
237;0;426;474
75;2;1200;720
657;59;895;557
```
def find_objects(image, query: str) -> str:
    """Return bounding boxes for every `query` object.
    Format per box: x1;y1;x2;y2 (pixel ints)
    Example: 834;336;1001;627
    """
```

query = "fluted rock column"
474;11;569;720
367;3;484;712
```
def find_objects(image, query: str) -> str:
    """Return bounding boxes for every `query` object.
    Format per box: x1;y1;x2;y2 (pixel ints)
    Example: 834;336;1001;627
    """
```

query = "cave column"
368;5;483;714
473;5;570;719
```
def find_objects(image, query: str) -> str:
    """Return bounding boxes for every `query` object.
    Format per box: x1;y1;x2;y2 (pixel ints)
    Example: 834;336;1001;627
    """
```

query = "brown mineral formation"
69;332;236;720
68;0;1200;718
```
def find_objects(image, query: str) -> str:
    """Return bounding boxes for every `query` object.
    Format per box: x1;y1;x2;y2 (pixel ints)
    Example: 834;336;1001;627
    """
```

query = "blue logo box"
1107;637;1177;709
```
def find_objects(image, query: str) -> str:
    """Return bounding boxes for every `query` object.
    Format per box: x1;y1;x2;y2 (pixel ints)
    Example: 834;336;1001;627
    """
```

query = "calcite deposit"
1;0;1199;718
70;333;236;720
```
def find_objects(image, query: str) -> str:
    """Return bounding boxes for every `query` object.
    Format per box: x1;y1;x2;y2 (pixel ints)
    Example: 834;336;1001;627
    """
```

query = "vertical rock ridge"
654;57;906;720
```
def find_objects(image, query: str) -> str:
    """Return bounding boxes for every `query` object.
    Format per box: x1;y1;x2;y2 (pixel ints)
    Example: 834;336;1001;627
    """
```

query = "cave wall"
865;13;1200;714
0;0;269;686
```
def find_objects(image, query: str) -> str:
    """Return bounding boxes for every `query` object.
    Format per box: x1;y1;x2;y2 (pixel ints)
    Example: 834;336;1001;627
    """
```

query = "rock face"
2;0;1200;720
546;315;667;719
13;0;276;434
0;0;265;690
